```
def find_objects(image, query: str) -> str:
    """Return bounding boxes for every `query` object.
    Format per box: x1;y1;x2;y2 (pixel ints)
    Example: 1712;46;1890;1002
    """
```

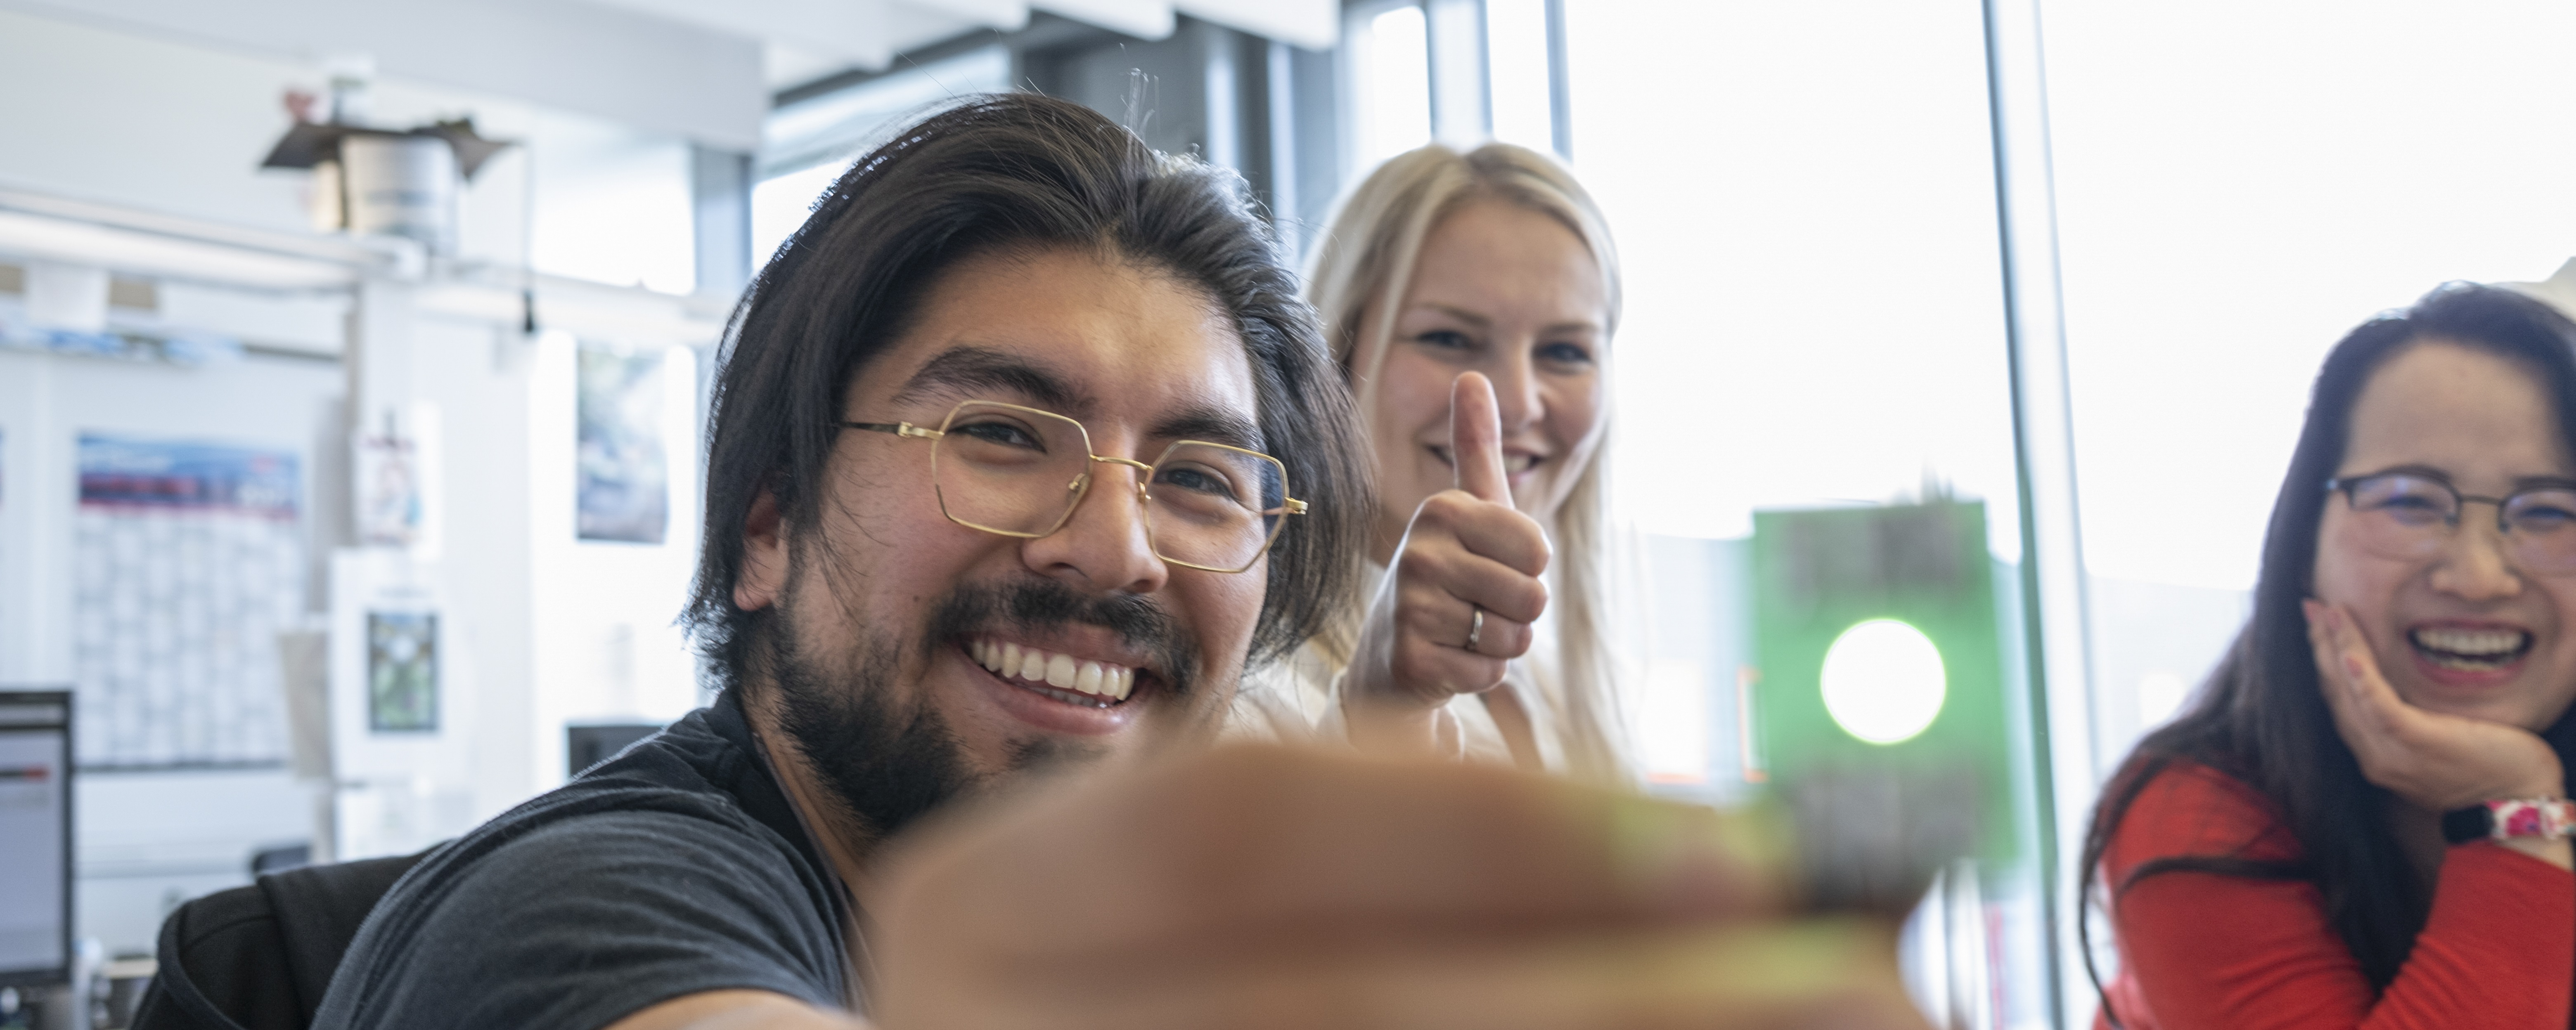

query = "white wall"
381;315;708;819
0;8;310;235
0;350;343;686
0;0;765;150
0;286;706;946
525;333;706;796
0;8;524;255
2046;0;2576;591
0;347;343;954
75;768;311;956
0;7;719;946
0;7;701;295
406;315;541;824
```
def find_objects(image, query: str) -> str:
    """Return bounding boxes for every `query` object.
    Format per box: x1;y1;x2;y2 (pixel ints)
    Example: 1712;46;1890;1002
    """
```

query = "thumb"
1450;372;1511;504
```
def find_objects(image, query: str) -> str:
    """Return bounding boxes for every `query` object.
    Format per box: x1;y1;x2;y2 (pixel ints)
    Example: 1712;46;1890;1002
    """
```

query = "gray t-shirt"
314;692;853;1030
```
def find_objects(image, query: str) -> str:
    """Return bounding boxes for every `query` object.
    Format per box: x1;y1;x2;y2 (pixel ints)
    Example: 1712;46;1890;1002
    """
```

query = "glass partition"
2043;0;2576;1021
2047;0;2576;782
1567;1;2057;1024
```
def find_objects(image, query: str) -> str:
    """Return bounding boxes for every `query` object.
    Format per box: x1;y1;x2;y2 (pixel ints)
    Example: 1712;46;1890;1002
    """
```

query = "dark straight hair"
2082;282;2576;1023
682;93;1372;686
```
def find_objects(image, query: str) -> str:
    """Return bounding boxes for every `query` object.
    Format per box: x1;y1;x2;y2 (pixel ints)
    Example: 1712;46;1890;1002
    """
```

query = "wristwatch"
2440;798;2576;844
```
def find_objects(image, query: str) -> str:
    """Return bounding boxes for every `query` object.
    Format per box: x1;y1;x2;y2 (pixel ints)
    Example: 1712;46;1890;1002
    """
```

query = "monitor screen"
0;691;71;988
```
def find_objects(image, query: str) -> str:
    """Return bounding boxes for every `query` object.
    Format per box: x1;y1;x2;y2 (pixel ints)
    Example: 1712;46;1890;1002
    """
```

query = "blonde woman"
1236;142;1629;786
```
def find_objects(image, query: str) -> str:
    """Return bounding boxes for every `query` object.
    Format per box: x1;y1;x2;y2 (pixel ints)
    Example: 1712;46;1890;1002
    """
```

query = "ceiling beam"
5;0;767;149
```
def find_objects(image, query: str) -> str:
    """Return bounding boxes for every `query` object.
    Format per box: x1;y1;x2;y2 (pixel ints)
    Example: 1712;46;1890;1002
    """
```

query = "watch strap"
2441;798;2576;844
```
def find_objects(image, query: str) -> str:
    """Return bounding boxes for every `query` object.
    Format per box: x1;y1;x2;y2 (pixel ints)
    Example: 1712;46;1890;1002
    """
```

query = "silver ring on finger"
1466;606;1485;653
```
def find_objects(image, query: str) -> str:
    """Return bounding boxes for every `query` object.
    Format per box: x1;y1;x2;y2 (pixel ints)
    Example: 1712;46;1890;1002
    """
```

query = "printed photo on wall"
575;343;668;544
354;430;421;548
366;611;438;732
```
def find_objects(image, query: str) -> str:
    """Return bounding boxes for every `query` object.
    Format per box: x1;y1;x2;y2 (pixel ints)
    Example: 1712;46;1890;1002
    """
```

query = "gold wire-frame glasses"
840;398;1307;574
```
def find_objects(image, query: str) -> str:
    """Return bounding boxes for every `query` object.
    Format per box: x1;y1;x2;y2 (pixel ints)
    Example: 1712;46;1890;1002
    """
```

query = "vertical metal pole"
1542;0;1572;160
689;144;752;302
1426;0;1490;146
1473;0;1495;139
1267;40;1302;252
348;278;419;449
1202;21;1242;174
1982;0;2098;1024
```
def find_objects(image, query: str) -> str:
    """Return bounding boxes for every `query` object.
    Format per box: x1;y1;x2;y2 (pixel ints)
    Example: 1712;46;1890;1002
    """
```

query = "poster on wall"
73;434;303;768
355;432;421;548
575;344;668;544
352;402;443;556
365;611;438;732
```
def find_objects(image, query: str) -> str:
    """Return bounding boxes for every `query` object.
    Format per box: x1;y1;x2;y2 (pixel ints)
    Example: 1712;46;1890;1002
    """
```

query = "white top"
1224;562;1569;775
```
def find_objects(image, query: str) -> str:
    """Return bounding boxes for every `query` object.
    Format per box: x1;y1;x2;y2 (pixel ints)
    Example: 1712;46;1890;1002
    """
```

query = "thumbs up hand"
1343;373;1554;754
1450;369;1518;508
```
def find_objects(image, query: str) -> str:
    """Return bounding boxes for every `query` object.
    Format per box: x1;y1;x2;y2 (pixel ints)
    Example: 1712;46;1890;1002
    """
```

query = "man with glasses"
312;94;1925;1030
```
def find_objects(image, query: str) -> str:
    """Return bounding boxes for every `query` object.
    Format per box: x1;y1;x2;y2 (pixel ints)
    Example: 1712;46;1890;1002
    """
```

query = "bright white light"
1566;2;2022;559
2047;0;2576;590
1635;659;1710;784
750;160;851;272
2136;670;2188;728
1356;5;1432;170
1819;619;1948;745
1486;0;1554;152
528;117;695;296
751;46;1013;275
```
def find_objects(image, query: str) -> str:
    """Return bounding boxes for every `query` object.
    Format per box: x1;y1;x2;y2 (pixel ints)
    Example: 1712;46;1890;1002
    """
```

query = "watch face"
2441;805;2494;845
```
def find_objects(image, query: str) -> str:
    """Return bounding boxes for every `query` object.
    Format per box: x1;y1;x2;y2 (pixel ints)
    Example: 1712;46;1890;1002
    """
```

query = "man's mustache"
923;579;1199;698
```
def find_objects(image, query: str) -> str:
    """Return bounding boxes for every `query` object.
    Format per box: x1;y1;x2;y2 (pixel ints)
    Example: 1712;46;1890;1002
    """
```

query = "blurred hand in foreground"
864;745;1931;1030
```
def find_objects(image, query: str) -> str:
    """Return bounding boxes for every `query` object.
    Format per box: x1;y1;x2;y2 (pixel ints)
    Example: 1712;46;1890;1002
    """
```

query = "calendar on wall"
72;434;303;768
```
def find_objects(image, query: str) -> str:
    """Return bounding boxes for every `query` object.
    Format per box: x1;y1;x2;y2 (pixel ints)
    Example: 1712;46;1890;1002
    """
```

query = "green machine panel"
1750;500;2014;863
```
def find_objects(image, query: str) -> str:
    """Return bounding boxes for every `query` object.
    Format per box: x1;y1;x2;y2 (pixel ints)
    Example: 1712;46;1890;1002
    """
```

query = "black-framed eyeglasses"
840;398;1306;574
2325;470;2576;574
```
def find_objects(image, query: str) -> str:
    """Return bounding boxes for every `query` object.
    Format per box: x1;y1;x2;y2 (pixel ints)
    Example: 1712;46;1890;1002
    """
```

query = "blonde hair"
1306;142;1631;787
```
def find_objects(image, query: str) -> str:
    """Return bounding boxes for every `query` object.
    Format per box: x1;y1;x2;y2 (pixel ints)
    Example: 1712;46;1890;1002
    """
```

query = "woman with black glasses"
2086;283;2576;1028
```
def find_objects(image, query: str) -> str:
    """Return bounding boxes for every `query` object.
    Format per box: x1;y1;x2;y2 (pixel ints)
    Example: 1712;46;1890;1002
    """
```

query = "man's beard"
759;573;1208;841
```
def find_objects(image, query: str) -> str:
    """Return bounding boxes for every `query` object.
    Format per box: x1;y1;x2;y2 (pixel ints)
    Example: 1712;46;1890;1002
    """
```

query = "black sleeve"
331;810;846;1030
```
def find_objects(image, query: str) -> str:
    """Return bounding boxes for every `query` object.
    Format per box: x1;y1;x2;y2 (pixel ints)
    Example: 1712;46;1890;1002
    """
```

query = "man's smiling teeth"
2409;627;2532;668
970;638;1135;701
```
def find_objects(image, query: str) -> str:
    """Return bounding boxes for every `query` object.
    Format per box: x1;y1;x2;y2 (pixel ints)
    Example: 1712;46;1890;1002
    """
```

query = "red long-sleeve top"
2095;760;2573;1029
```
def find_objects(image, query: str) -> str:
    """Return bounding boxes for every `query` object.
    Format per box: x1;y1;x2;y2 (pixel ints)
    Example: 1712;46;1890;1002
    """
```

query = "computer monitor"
0;690;71;989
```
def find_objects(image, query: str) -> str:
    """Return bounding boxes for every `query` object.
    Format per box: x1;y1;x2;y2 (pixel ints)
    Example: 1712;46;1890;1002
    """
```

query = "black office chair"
247;843;311;879
127;850;432;1030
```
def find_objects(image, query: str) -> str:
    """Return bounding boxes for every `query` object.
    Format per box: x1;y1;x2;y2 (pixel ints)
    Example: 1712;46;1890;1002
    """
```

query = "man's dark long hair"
2082;283;2576;1023
681;93;1371;688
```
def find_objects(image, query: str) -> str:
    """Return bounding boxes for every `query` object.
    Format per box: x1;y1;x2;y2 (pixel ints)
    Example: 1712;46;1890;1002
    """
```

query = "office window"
528;113;696;296
1567;2;2048;1022
1346;3;1434;174
2045;0;2576;775
1485;0;1554;153
750;47;1013;271
1570;4;2020;547
750;161;847;271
